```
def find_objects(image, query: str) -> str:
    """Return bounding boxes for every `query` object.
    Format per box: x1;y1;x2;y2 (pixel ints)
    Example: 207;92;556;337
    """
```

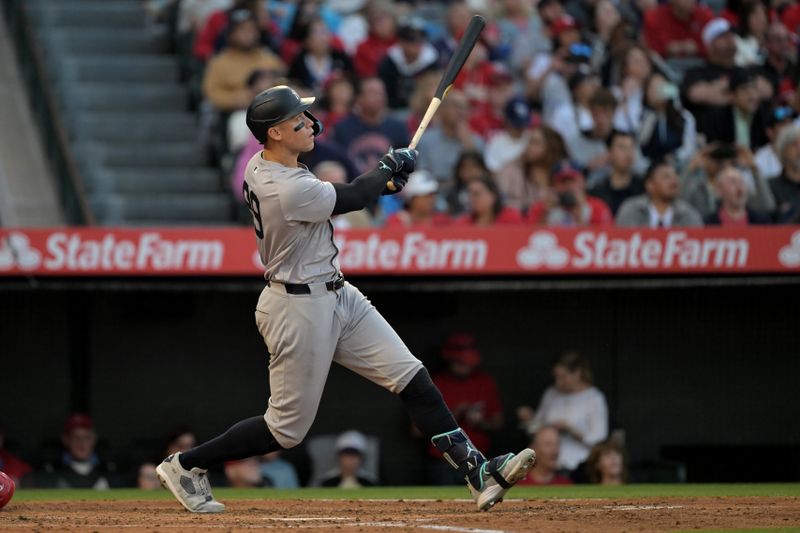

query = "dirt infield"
2;497;799;532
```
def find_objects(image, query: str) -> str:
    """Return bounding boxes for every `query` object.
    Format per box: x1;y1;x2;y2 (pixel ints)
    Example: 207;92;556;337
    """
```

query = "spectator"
527;163;613;226
279;0;343;65
549;70;600;144
697;68;770;151
165;427;197;456
495;0;550;72
565;88;618;182
755;106;798;181
49;414;114;489
628;73;697;167
734;0;768;67
616;159;704;227
761;22;799;101
484;97;533;173
517;352;609;477
202;9;285;112
588;131;645;215
193;1;279;63
516;426;573;486
416;90;484;184
315;161;372;229
705;166;771;225
137;462;161;490
260;451;300;488
377;18;439;109
0;424;31;484
442;150;490;216
353;1;396;77
287;17;354;93
315;74;356;139
642;0;712;58
179;0;234;41
770;124;800;222
586;439;628;485
225;457;269;487
469;65;517;140
452;42;496;113
496;126;568;211
332;77;409;174
385;171;451;228
437;2;489;70
680;18;739;120
228;68;282;156
587;0;622;74
406;70;442;135
320;430;376;488
454;175;525;226
611;45;653;131
429;333;504;485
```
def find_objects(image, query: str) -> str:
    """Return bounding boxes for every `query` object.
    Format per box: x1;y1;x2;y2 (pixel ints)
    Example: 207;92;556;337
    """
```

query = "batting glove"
378;148;418;175
381;171;409;195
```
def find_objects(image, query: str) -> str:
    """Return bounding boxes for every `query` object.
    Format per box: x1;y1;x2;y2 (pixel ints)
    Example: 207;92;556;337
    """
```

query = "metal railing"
2;0;94;225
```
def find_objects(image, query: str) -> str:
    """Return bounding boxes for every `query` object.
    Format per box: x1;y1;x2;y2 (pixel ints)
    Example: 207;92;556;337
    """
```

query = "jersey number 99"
242;181;264;239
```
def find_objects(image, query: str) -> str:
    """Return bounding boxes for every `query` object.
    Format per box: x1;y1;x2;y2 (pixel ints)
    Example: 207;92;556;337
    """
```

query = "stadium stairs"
27;0;234;225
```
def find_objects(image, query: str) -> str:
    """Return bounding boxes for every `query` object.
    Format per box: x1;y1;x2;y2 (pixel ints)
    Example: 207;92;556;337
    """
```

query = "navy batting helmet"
246;85;324;143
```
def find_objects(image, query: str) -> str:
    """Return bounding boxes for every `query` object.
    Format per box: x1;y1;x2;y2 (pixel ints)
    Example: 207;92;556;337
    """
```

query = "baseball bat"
386;14;486;191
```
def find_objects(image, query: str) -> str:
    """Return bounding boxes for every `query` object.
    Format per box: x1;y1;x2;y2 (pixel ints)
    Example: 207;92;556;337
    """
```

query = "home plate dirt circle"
1;497;799;532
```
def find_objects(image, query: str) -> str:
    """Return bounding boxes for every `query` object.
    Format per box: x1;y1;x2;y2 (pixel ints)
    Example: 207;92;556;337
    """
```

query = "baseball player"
155;85;535;513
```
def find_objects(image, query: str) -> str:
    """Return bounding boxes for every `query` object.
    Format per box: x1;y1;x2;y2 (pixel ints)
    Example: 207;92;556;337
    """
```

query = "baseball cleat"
155;453;225;513
467;448;537;511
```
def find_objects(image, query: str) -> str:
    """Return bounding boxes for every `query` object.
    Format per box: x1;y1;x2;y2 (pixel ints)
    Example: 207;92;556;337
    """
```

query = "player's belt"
267;274;345;295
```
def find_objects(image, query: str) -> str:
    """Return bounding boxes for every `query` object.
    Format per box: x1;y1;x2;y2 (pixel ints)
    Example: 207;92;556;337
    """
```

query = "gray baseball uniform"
243;151;423;449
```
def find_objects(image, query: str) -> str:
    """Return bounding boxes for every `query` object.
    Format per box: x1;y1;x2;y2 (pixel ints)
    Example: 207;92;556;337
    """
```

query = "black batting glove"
378;148;419;175
381;171;409;195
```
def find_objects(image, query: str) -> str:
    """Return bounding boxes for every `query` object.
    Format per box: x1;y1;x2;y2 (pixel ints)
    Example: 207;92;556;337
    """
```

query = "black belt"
268;275;345;295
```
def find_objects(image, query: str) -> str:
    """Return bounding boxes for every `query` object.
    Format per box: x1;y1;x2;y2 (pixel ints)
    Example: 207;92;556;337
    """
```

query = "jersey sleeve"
279;173;337;223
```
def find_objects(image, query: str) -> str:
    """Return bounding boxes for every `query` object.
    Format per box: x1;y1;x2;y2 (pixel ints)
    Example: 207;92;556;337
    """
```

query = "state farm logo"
336;232;487;270
516;232;569;269
0;233;42;271
779;230;800;267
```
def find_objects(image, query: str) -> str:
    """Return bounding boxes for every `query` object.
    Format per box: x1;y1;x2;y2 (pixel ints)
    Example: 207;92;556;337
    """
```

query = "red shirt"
783;4;800;34
193;11;282;62
526;196;613;226
517;471;574;486
453;206;524;226
354;34;395;77
453;62;495;109
469;109;505;140
718;208;750;227
643;4;713;57
432;370;503;455
385;211;452;228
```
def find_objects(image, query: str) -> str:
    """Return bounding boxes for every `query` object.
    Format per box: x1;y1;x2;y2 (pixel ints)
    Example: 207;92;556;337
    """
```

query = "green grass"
12;483;800;502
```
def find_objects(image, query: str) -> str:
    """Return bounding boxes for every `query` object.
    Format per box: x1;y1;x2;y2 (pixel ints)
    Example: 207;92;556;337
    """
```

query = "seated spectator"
0;424;31;484
228;68;282;156
260;451;300;488
755;106;798;181
278;0;343;65
586;439;628;485
453;175;524;226
353;1;396;78
496;126;568;211
429;333;503;485
680;18;745;122
315;161;372;229
202;9;285;112
484;97;533;173
588;131;645;215
698;68;770;151
442;150;490;217
642;0;712;58
761;22;799;101
193;1;280;63
616;159;703;227
49;414;114;489
516;425;573;486
548;70;600;144
495;0;550;72
734;0;768;67
566;88;617;183
436;2;488;70
377;18;439;109
385;171;451;228
770;124;800;222
137;462;161;490
586;0;622;73
611;45;653;133
705;166;771;225
315;74;356;140
287;17;354;93
406;70;442;136
164;427;198;457
527;163;613;226
517;352;609;478
225;457;269;487
451;41;496;113
321;431;376;488
469;64;517;140
332;77;409;174
629;73;697;168
416;90;484;185
178;0;235;44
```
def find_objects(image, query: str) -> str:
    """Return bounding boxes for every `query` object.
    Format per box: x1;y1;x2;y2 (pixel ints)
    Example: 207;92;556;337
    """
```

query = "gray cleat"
155;452;225;513
468;448;537;511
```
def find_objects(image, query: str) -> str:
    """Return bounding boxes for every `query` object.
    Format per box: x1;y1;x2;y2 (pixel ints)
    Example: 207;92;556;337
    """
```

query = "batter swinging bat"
386;14;486;191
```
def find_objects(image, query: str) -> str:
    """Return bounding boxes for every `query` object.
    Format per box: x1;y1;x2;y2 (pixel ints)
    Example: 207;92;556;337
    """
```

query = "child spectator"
526;163;613;226
454;176;524;226
516;425;573;486
586;439;628;485
385;171;451;228
377;18;439;109
320;431;376;488
705;166;771;225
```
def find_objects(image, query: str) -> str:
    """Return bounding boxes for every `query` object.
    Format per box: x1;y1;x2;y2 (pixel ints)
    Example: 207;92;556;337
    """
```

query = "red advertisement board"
1;227;799;276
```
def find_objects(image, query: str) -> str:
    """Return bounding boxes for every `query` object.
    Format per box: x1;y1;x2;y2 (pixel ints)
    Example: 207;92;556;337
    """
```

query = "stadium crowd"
144;0;800;228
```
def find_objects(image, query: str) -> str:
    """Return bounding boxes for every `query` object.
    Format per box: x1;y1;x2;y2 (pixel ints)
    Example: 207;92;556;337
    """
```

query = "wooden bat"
386;14;486;191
